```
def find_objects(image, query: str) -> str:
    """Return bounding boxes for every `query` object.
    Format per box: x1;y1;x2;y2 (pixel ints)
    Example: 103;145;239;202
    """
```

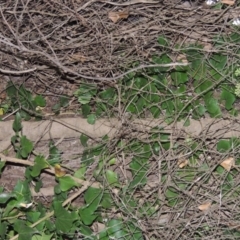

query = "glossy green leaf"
31;156;49;177
171;71;188;86
79;207;98;226
33;95;46;107
204;97;221;118
59;176;78;191
0;221;7;239
48;142;62;165
13;112;22;133
74;83;97;105
13;180;31;203
87;114;96;125
78;93;92;104
84;187;102;209
129;158;148;188
74;165;86;179
32;233;53;240
107;219;127;238
192;104;206;119
0;192;15;204
105;170;119;187
157;36;168;47
150;106;161;118
101;192;112;209
80;134;89;147
165;187;179;198
217;140;231;152
191;59;206;81
221;88;236;110
109;158;117;165
152;54;172;72
136;97;146;112
82;104;91;117
99;88;116;99
53;201;78;233
134;77;148;88
209;54;227;81
14;220;38;240
126;103;137;113
20;136;33;158
79;225;93;238
27;212;44;231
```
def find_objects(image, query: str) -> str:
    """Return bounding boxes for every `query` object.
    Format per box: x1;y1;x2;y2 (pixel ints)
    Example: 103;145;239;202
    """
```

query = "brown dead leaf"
68;53;87;63
108;11;129;23
221;0;235;5
54;164;66;177
220;157;235;171
176;54;188;64
198;202;211;211
178;158;189;168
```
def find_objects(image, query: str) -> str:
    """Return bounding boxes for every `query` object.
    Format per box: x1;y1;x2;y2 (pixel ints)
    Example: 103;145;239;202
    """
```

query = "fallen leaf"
220;157;235;171
221;0;235;5
54;164;66;177
108;10;129;23
178;158;189;168
176;54;188;64
198;202;211;211
68;53;87;63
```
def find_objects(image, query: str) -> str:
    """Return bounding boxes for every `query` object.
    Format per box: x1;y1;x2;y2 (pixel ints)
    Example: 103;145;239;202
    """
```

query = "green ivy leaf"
13;180;32;203
32;233;53;240
20;136;33;158
99;88;116;100
48;142;62;165
129;158;148;188
53;201;78;233
13;112;22;133
221;88;236;110
204;97;221;118
78;92;92;105
107;219;127;239
82;104;91;117
14;220;38;240
31;156;49;177
79;226;93;238
152;54;172;72
59;176;78;192
105;170;119;187
33;95;46;107
74;165;86;179
157;36;168;47
0;221;7;239
74;83;97;105
101;192;113;209
171;71;188;86
79;207;98;226
165;187;179;207
217;140;231;152
0;192;16;204
87;114;96;125
79;187;102;224
80;134;89;147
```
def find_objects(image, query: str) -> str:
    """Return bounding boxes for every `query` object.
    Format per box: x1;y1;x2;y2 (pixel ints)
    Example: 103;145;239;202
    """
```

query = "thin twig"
0;67;36;75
